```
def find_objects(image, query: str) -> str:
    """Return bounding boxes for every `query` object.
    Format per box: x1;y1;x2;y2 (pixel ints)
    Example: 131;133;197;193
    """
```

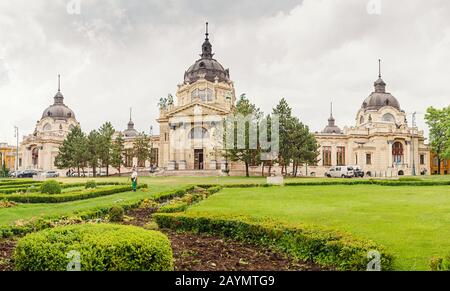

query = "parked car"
352;166;365;178
325;166;354;178
45;171;59;178
17;170;38;178
9;171;22;178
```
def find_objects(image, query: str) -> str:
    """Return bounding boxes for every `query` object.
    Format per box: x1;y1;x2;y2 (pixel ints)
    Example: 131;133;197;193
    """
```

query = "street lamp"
411;112;416;176
14;126;19;178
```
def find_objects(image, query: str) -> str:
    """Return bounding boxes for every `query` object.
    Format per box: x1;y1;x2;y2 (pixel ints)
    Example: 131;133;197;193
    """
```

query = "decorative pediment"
166;102;229;117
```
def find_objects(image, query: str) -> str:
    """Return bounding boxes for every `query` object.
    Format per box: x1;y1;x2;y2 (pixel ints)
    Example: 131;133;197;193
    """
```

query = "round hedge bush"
108;206;124;222
40;180;61;194
85;180;97;189
13;224;174;271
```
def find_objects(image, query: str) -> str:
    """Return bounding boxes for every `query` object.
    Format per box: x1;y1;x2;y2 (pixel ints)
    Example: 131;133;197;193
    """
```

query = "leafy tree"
55;127;88;176
86;130;101;177
111;133;125;174
98;122;115;176
272;98;294;174
133;133;151;168
425;106;450;174
0;163;9;178
224;94;262;177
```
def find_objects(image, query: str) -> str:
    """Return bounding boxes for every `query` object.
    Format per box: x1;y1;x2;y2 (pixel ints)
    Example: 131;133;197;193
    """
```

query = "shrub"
40;180;62;194
398;177;423;182
108;206;124;222
13;224;174;271
430;257;450;271
158;201;189;213
85;180;97;189
154;213;394;271
0;199;16;209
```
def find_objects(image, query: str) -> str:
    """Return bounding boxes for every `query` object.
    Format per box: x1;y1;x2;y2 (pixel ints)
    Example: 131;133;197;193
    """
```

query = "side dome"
183;22;230;84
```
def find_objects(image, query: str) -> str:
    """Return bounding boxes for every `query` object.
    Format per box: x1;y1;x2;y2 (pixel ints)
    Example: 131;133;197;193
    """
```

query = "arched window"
189;127;209;139
32;147;39;166
392;142;403;165
382;113;396;123
43;123;52;131
359;116;364;124
191;88;214;102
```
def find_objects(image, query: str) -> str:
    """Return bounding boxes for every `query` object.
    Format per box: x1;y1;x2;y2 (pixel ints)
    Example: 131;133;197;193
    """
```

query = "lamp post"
14;126;19;178
411;112;416;176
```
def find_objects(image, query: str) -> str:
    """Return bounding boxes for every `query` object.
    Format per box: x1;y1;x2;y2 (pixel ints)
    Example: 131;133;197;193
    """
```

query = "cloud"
0;0;449;144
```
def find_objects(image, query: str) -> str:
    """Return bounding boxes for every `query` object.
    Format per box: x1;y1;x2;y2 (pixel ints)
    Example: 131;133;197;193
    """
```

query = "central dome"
184;23;230;84
41;77;76;121
362;61;401;111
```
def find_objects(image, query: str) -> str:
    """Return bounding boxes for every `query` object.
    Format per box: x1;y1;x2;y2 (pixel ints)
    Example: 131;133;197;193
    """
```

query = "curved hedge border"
0;182;128;194
0;184;148;203
154;212;394;271
14;224;173;271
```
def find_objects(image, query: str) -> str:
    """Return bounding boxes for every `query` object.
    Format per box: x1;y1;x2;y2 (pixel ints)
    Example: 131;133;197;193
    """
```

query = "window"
336;147;345;166
124;149;133;167
382;113;396;123
322;146;332;166
392;142;404;164
366;153;372;165
359;116;364;124
420;154;425;165
433;156;438;166
189;127;209;139
43;123;52;131
191;88;214;102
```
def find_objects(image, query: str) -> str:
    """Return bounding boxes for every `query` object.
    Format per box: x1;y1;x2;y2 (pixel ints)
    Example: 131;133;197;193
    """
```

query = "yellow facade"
430;152;450;175
0;143;16;170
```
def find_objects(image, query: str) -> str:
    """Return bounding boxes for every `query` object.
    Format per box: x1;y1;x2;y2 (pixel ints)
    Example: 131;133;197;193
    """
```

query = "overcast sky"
1;0;450;144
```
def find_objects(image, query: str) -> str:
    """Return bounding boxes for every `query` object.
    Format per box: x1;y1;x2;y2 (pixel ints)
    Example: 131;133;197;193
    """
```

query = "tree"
425;106;450;174
272;98;294;175
224;94;262;177
289;118;319;176
55;127;88;176
133;133;151;169
0;163;9;178
98;122;115;176
111;133;125;174
86;130;101;177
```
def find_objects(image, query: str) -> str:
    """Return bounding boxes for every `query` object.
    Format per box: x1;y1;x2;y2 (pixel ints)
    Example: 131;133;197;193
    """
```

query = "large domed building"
18;76;79;173
310;61;430;177
157;23;236;172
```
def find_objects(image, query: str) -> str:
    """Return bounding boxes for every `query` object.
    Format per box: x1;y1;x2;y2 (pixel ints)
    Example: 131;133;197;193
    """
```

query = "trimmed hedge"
158;201;190;213
154;213;394;271
13;224;174;271
0;184;148;203
0;180;39;187
40;180;62;194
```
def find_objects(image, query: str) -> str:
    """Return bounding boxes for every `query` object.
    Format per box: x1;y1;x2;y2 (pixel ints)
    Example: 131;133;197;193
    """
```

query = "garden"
0;176;449;271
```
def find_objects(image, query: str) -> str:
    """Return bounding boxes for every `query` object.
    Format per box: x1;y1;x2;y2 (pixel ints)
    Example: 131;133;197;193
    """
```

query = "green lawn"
187;184;450;270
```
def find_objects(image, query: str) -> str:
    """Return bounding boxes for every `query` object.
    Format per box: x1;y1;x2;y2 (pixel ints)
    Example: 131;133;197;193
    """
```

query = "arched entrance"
32;147;39;167
392;142;404;165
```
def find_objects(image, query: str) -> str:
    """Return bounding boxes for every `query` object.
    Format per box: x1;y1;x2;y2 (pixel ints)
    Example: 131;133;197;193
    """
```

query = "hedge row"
14;224;173;271
0;180;38;187
0;185;192;238
158;186;223;214
0;182;128;194
0;184;148;203
154;213;394;271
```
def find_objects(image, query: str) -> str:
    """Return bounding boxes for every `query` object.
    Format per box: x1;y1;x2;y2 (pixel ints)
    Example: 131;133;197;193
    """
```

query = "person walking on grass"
131;166;138;192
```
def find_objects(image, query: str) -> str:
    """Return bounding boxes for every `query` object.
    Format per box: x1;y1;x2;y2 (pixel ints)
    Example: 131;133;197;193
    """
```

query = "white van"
325;166;354;178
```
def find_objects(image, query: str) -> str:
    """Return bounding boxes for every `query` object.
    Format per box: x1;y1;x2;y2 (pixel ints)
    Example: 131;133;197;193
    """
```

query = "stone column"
405;141;411;167
388;141;393;168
